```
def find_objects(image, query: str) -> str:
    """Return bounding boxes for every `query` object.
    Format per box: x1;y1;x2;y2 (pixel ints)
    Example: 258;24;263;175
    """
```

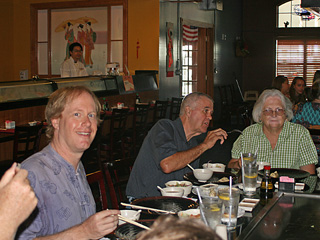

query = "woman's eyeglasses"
262;108;285;116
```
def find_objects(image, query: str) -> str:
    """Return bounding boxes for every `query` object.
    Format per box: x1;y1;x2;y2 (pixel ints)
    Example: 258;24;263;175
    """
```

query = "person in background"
292;80;320;165
17;86;119;239
289;77;306;105
0;163;37;240
60;42;88;77
136;215;222;240
313;70;320;83
126;92;227;199
272;75;290;98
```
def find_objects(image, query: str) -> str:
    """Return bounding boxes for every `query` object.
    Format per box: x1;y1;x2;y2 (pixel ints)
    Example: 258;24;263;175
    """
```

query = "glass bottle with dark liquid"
260;165;274;206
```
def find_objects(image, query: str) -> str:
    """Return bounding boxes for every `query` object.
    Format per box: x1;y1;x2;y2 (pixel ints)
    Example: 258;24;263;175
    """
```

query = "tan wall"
1;0;159;81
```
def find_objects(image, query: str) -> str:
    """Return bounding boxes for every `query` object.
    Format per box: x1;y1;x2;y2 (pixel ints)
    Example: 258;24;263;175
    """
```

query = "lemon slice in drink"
218;194;230;201
210;207;220;212
244;174;258;179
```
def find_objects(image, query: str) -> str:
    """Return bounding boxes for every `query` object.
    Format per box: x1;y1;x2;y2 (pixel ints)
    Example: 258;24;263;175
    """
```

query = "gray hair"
179;92;213;116
252;89;293;122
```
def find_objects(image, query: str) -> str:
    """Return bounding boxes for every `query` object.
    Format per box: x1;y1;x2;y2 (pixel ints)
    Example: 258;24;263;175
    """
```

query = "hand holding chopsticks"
121;202;176;214
118;215;150;230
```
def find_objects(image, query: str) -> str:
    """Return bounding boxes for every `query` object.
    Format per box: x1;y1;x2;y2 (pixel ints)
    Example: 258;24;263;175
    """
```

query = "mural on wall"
55;16;97;67
52;8;108;75
166;22;174;77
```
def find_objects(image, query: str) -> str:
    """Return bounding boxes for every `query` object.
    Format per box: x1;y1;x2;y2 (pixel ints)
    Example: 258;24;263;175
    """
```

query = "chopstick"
118;215;150;230
121;202;176;214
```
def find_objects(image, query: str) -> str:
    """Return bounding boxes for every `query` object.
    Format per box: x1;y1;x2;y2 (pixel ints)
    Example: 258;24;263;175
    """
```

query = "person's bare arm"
228;158;241;169
34;209;119;240
0;163;38;240
300;164;315;175
160;129;227;173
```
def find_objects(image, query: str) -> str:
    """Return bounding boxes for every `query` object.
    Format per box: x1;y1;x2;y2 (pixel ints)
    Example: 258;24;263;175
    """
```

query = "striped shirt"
231;121;317;169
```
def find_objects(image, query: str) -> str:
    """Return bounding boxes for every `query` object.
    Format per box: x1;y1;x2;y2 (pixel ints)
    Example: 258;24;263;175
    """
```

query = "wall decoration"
166;22;174;77
51;7;108;75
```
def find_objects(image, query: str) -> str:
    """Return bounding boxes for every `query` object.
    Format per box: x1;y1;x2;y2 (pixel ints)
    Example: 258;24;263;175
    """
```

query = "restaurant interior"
1;0;320;239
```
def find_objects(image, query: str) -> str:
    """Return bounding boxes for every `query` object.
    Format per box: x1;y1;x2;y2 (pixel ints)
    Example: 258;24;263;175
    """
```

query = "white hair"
252;89;293;122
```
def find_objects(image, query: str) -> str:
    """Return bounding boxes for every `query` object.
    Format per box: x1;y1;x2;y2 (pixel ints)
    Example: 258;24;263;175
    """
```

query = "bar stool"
99;108;130;163
122;103;150;158
169;97;183;120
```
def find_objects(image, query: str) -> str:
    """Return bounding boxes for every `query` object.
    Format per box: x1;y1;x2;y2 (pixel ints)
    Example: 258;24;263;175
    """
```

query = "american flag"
183;25;198;42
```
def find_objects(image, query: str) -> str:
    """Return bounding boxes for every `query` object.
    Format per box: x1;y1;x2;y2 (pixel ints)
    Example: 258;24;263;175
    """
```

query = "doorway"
181;20;214;98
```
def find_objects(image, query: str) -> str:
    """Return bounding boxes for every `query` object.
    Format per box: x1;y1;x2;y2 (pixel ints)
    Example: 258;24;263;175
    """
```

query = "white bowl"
193;169;213;182
199;183;219;198
203;163;226;172
119;210;140;225
160;187;184;197
165;180;192;196
178;209;201;219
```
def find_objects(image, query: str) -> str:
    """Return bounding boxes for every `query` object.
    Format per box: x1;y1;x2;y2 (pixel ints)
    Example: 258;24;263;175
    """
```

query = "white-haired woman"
228;89;317;175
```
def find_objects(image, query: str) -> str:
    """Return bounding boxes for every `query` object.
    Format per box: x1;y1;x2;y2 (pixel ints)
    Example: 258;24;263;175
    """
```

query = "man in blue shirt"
126;92;227;199
18;86;119;239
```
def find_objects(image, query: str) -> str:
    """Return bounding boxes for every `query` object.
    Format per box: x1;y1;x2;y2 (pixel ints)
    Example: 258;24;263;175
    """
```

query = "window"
276;39;320;86
278;0;320;28
31;1;127;78
182;42;198;96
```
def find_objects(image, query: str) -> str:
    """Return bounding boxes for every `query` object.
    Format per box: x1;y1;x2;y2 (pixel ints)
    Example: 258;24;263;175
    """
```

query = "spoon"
227;129;243;135
187;164;195;171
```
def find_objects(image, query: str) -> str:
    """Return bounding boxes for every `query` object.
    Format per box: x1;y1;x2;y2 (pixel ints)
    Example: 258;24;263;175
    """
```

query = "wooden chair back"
13;124;43;163
169;97;183;120
152;100;169;124
86;170;109;211
104;157;136;209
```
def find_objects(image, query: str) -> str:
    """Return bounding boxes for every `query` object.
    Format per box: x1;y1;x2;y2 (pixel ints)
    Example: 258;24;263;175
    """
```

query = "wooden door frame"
180;18;214;99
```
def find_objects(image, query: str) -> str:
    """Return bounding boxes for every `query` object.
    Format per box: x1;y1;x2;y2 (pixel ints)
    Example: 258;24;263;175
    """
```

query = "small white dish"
119;210;140;225
203;163;226;172
165;180;192;196
160;187;184;197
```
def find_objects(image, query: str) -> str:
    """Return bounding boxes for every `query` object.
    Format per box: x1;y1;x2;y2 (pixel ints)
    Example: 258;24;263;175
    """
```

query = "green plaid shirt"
231;121;317;169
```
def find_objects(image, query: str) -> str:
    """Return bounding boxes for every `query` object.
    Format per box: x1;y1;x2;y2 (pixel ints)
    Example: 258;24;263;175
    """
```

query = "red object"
0;129;14;133
136;40;140;59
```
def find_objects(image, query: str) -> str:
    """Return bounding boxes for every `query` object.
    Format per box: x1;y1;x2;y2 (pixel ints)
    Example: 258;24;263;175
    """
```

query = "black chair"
0;123;43;177
104;157;136;209
169;97;183;120
13;124;43;163
122;103;150;158
99;108;130;162
148;100;169;130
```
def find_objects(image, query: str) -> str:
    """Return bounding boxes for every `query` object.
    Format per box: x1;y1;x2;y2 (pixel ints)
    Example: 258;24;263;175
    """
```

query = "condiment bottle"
260;165;274;206
136;93;141;104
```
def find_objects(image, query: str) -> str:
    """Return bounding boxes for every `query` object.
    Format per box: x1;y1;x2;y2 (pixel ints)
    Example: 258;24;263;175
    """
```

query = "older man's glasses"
262;108;285;116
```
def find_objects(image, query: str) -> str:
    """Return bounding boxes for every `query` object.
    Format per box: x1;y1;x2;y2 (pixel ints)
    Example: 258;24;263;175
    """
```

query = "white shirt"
60;57;88;77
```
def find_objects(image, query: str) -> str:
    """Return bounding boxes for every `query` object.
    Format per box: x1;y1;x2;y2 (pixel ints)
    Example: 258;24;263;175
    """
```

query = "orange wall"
128;0;159;74
0;0;159;81
0;0;14;81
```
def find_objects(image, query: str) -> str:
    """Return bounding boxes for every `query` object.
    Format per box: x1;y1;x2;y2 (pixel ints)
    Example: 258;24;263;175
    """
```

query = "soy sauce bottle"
260;165;274;206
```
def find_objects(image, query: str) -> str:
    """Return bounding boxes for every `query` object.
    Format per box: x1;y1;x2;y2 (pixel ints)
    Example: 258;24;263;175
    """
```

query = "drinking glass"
218;187;240;230
242;153;258;196
200;197;222;230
